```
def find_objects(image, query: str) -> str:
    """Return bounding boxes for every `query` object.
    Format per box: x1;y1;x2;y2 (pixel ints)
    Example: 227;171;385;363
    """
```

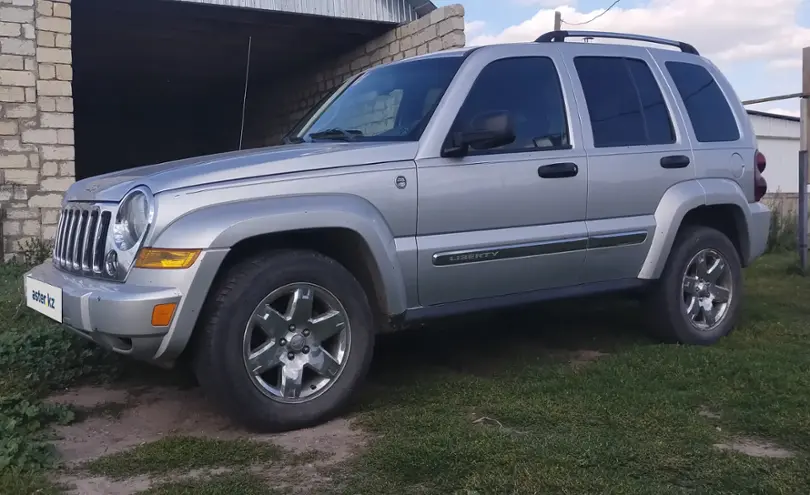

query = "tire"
193;249;375;432
645;225;743;345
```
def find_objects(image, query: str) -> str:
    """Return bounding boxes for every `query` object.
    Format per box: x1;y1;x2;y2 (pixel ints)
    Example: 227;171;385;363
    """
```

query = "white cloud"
464;20;486;37
467;0;810;67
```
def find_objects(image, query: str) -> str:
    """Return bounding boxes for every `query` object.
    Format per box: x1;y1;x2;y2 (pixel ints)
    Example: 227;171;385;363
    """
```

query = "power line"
562;0;622;26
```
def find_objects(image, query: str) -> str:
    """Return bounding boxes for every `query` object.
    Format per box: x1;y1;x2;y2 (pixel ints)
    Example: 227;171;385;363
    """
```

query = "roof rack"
535;30;700;56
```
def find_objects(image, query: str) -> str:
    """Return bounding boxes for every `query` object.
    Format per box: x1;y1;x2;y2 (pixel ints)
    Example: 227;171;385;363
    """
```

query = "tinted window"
575;56;675;148
666;61;740;143
450;57;569;153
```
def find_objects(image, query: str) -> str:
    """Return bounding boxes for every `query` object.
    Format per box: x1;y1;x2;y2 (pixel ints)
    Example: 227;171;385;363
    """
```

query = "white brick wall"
0;0;73;258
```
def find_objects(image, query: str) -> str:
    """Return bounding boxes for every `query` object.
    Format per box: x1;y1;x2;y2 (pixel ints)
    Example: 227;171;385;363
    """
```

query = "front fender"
638;178;751;279
151;193;409;316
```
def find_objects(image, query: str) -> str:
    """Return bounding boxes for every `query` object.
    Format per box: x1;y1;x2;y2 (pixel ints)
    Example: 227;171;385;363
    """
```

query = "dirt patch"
569;350;609;370
58;473;162;495
50;386;240;465
713;437;794;458
48;384;368;494
48;386;131;410
698;406;721;420
471;414;528;436
58;468;232;495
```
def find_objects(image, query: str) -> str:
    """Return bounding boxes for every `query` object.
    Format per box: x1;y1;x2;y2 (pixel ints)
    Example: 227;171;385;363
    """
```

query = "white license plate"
25;276;63;323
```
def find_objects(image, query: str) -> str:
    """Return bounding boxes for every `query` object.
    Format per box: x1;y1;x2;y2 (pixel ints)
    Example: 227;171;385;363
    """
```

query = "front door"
415;45;589;306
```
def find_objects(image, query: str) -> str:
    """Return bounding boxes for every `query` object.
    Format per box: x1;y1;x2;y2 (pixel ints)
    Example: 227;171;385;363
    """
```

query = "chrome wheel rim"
242;283;350;403
681;248;733;331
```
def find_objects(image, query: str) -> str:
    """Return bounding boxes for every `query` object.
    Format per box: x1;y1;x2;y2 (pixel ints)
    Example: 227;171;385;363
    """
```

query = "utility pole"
554;11;561;31
799;47;810;272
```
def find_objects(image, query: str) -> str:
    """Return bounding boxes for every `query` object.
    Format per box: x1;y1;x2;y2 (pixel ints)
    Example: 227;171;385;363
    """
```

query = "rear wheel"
646;225;742;345
194;250;375;432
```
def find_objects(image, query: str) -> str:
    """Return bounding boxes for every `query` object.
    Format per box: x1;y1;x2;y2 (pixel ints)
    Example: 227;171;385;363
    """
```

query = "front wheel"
194;250;375;432
645;225;742;345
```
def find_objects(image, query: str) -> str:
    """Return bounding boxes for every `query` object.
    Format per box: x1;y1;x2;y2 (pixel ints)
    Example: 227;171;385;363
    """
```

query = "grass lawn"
344;252;810;493
1;252;810;493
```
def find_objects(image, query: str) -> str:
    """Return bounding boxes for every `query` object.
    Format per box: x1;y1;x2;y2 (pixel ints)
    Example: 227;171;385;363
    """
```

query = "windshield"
290;56;464;143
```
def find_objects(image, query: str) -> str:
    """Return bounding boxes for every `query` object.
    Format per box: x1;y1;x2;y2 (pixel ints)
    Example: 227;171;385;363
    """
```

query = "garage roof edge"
747;109;800;123
407;0;437;17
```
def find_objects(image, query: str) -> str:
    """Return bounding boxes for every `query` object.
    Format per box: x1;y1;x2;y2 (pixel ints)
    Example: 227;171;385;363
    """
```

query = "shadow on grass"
369;292;652;386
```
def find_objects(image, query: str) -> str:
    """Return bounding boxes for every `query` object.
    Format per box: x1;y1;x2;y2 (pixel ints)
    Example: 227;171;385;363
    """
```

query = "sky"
432;0;809;117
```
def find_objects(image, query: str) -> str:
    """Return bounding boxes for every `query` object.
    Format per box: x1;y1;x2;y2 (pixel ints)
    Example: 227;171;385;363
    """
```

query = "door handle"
660;155;691;169
538;162;578;179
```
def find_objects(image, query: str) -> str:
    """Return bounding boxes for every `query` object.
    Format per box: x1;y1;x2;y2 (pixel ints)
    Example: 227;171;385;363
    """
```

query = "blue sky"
433;0;809;116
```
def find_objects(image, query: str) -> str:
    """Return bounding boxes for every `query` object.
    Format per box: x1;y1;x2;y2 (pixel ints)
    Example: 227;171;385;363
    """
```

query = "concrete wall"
243;5;465;148
0;0;73;260
0;1;465;259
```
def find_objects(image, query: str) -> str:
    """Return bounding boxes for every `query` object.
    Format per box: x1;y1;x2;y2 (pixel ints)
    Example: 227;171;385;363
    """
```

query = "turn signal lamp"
135;249;200;269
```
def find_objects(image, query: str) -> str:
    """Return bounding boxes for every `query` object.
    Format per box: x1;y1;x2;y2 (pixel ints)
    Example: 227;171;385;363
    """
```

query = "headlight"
113;187;153;251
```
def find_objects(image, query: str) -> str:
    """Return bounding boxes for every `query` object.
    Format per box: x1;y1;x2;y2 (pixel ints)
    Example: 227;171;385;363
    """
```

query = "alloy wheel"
242;283;351;403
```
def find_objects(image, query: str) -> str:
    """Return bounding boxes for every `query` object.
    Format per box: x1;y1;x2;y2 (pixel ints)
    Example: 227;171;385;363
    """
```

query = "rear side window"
574;56;675;148
451;56;569;153
665;61;740;143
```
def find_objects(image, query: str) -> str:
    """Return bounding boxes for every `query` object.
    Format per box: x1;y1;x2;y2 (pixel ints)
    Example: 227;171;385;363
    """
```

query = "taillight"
754;149;767;202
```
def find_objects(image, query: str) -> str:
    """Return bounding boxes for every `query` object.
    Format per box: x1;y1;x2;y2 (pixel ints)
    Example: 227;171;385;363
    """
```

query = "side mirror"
442;110;516;157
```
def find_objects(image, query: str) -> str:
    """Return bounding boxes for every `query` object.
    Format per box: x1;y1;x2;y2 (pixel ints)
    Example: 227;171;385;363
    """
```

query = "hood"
65;141;419;203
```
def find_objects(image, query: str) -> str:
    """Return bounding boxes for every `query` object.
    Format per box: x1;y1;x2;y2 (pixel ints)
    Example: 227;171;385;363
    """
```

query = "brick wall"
244;5;466;148
0;0;72;260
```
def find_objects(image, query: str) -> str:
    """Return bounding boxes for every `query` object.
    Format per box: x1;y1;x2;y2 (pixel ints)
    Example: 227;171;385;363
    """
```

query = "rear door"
561;44;695;283
653;51;754;197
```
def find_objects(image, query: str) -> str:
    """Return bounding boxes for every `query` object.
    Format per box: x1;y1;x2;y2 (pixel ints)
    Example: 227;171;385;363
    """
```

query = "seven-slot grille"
53;204;112;275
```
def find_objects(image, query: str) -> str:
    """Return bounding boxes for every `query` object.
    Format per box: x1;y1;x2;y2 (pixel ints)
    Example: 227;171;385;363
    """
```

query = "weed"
764;193;800;253
17;237;54;267
0;467;62;495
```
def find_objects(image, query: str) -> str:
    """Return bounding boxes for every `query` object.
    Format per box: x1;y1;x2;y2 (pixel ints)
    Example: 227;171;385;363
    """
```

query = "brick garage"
0;0;465;260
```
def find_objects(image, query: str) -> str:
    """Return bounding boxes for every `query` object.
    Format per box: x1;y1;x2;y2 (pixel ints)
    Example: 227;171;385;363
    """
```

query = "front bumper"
746;201;771;265
24;248;228;366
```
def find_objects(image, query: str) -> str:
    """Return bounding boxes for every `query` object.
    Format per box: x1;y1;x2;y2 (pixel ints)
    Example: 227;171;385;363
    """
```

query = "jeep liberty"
25;31;771;432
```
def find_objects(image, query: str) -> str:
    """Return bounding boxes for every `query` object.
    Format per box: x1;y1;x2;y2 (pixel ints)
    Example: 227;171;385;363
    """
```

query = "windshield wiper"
308;128;364;142
282;135;304;144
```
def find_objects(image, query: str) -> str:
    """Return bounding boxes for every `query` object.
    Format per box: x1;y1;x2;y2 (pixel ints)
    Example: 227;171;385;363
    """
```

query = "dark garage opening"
72;0;395;180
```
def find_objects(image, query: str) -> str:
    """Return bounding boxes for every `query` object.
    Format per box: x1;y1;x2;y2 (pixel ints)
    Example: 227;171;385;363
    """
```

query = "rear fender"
638;179;751;279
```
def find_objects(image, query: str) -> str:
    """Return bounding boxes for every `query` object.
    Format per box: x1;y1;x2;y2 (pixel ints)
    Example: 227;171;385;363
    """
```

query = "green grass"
143;471;282;495
82;437;285;479
337;253;810;494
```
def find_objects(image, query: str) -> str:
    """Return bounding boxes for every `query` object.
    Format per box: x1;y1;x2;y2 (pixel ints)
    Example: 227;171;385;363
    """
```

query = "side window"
450;57;569;153
665;61;740;143
574;56;675;148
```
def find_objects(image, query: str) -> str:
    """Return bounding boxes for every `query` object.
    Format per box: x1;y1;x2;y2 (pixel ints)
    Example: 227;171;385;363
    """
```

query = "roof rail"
535;30;700;56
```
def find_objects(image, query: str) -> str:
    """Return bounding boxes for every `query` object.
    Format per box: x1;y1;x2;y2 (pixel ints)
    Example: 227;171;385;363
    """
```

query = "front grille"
53;204;112;275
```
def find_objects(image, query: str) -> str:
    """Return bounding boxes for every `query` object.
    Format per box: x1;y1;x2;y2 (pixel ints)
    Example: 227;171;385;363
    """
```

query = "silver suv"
25;30;771;432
